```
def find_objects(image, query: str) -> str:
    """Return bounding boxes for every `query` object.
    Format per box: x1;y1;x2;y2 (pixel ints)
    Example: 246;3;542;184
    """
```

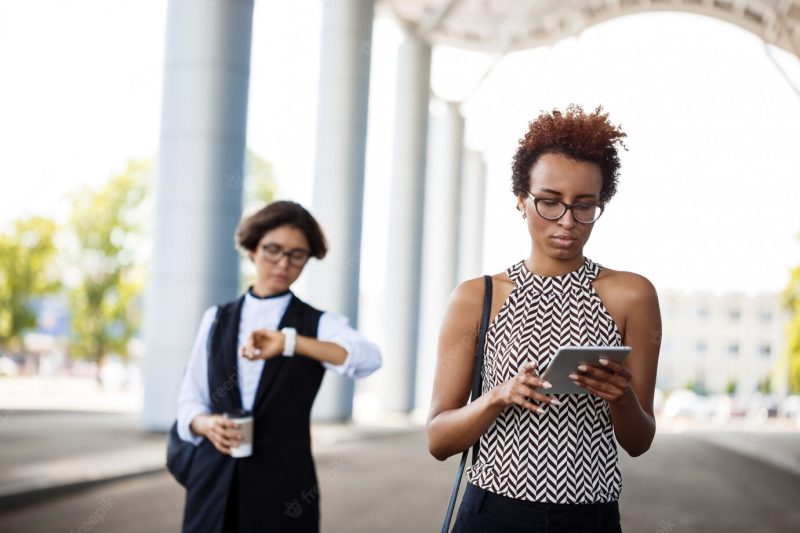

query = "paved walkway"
0;409;420;510
0;411;164;507
1;410;800;531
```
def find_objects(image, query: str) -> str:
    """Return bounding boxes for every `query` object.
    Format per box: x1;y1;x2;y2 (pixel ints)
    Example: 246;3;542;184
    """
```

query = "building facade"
658;290;789;397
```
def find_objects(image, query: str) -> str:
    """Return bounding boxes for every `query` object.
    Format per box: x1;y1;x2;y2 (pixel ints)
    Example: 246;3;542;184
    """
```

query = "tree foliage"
67;159;149;364
782;262;800;394
243;148;277;214
0;217;60;352
240;149;277;291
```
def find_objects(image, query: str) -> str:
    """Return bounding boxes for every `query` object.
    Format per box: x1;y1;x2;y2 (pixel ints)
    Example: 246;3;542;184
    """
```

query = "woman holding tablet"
428;105;661;532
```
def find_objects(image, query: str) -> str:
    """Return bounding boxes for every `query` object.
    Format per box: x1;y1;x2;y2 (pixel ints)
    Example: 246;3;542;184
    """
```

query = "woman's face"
249;225;311;294
517;152;603;262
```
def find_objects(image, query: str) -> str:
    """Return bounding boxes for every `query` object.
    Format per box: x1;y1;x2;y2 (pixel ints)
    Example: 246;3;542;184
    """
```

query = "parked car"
663;389;714;419
779;395;800;420
744;393;779;421
0;356;19;377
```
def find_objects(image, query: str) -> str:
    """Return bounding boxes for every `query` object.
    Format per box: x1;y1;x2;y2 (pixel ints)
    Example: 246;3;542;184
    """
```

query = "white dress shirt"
177;290;381;444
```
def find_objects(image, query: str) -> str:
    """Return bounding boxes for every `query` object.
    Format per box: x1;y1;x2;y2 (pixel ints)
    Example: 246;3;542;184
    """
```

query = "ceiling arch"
379;0;800;58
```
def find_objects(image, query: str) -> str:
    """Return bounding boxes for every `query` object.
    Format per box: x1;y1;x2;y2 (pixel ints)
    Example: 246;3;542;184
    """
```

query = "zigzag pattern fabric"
467;257;623;503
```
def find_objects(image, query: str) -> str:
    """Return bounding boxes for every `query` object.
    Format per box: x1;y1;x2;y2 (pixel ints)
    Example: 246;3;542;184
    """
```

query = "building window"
759;344;771;357
727;343;739;356
696;306;709;319
727;308;740;321
759;310;772;323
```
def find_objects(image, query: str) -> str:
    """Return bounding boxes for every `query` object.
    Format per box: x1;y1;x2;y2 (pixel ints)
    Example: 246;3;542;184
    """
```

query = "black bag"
440;275;493;532
166;420;193;486
166;308;220;487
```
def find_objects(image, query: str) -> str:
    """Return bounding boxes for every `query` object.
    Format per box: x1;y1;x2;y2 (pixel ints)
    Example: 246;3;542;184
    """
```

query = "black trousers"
452;483;622;533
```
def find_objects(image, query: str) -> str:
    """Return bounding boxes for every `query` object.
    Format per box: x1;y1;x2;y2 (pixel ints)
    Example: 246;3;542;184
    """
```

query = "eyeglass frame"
526;192;605;224
258;242;312;268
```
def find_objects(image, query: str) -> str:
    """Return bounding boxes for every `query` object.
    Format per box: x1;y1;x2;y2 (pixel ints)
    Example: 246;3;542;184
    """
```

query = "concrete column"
142;0;254;430
308;0;375;421
414;101;465;414
457;150;487;281
381;31;432;414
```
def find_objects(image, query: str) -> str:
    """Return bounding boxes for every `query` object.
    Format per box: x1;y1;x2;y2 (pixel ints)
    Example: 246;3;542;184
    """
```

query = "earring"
522;212;527;219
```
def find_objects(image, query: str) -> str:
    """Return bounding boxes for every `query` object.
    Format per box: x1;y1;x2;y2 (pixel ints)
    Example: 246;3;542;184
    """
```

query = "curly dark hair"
236;200;328;259
511;105;627;204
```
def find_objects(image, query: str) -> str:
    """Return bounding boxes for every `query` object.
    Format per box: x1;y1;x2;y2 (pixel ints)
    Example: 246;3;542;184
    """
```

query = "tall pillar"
414;101;465;414
142;0;254;430
457;150;487;281
308;0;375;421
381;31;432;414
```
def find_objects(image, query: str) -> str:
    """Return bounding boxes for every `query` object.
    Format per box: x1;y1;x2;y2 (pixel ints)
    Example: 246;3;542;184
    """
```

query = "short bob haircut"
236;200;328;259
511;104;627;205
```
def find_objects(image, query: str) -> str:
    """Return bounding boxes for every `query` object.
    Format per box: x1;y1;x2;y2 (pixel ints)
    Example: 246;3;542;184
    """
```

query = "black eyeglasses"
527;193;604;224
259;243;311;268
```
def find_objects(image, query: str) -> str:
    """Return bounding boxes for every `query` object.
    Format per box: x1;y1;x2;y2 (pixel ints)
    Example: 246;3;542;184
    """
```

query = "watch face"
282;327;297;356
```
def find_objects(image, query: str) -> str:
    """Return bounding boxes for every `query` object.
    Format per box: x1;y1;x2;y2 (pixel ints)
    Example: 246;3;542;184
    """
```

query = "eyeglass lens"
261;243;310;266
535;199;601;223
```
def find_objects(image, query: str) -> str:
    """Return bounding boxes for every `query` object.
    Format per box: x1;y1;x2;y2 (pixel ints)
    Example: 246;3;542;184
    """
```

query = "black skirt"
453;483;622;533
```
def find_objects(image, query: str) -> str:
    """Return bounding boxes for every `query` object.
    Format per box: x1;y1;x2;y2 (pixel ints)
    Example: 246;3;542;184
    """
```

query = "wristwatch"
281;327;297;357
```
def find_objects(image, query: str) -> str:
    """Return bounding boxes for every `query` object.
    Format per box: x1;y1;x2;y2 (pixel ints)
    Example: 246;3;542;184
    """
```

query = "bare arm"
573;274;661;456
241;330;348;366
295;336;348;365
426;277;557;461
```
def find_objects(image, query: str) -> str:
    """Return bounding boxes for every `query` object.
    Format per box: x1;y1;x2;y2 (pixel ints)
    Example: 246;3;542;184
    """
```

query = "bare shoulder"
593;266;660;339
594;267;656;296
448;271;513;323
450;276;485;307
594;266;659;305
491;270;514;285
452;271;511;302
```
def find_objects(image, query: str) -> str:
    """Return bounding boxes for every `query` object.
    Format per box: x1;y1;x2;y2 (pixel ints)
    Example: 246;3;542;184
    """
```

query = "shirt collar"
246;287;292;301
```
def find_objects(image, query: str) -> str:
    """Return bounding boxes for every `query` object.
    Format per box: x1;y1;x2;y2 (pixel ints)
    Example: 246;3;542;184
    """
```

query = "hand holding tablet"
535;346;631;394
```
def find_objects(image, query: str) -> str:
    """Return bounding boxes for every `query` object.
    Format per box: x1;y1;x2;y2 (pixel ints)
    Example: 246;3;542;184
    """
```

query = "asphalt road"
1;431;798;532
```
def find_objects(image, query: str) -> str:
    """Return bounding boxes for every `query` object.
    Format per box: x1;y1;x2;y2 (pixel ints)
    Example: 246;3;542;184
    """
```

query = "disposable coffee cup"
224;410;253;458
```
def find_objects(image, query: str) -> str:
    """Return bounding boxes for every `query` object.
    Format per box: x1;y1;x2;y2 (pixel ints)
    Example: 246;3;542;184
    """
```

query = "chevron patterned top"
467;256;623;503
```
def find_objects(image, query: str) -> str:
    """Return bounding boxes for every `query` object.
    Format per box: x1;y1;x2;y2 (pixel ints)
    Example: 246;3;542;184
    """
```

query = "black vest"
182;293;324;533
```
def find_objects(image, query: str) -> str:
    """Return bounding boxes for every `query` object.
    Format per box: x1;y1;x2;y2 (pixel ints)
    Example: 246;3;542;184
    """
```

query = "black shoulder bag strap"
441;274;493;533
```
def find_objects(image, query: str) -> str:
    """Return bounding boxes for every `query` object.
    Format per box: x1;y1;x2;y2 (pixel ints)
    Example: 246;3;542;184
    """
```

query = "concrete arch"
381;0;800;58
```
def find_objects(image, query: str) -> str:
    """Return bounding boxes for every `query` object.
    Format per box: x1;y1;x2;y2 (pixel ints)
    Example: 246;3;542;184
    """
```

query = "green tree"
239;149;277;291
757;375;772;395
67;159;149;371
242;148;277;214
683;378;707;396
782;261;800;393
0;217;60;352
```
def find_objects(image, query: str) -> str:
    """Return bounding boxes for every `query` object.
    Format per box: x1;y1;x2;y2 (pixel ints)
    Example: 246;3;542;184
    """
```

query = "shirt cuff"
321;341;354;376
177;405;208;446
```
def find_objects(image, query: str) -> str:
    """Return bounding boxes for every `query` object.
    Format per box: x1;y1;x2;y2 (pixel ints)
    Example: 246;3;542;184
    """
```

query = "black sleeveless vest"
182;293;324;533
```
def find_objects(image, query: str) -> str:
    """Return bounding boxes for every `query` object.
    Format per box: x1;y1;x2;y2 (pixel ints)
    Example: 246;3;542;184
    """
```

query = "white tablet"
535;346;632;394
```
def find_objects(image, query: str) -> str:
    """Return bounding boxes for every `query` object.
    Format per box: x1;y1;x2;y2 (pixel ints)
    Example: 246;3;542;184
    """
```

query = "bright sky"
2;1;799;298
